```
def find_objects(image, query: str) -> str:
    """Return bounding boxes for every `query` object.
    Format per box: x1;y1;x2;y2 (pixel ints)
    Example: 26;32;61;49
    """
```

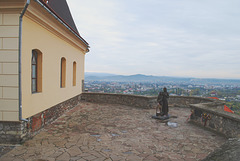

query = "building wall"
21;16;85;118
0;13;20;121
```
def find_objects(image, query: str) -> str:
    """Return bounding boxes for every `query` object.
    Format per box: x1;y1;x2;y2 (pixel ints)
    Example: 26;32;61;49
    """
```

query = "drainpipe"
19;0;30;122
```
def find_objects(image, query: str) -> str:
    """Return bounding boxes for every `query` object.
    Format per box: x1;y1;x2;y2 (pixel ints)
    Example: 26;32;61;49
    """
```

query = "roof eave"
35;0;90;50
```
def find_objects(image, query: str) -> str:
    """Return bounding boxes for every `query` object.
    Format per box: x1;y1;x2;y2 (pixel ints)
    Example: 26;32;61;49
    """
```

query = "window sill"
32;92;41;94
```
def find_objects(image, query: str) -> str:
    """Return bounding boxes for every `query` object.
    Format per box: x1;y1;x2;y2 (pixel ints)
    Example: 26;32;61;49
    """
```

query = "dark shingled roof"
38;0;89;47
46;0;79;34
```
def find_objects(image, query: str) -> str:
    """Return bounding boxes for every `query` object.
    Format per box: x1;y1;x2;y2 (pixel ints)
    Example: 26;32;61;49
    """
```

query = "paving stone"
0;102;227;160
90;151;104;158
49;150;64;158
10;148;27;156
0;146;15;158
56;152;70;161
67;146;82;157
143;155;160;161
102;158;112;161
76;159;86;161
185;158;197;161
192;148;203;154
0;156;15;161
126;155;142;160
110;154;123;160
10;158;24;161
183;152;196;159
54;140;67;148
77;152;95;159
184;146;192;151
92;157;107;161
36;158;55;161
82;155;97;160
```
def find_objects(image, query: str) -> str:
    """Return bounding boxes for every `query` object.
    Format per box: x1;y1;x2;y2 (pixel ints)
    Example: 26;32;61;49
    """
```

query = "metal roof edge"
35;0;90;50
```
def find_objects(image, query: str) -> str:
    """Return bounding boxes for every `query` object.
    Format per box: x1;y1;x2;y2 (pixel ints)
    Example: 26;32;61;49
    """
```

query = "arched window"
31;50;42;93
60;57;66;88
73;61;76;86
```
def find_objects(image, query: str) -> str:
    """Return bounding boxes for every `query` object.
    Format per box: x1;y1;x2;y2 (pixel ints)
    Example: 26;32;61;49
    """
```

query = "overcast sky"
67;0;240;79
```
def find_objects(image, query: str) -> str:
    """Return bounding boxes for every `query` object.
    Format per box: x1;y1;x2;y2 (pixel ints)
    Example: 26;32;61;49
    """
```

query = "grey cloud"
68;0;240;78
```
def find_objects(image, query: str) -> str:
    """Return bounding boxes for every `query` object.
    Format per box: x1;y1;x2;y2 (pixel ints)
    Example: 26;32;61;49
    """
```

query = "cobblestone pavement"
1;102;226;161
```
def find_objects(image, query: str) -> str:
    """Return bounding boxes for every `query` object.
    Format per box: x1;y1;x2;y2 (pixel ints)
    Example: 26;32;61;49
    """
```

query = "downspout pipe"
19;0;30;122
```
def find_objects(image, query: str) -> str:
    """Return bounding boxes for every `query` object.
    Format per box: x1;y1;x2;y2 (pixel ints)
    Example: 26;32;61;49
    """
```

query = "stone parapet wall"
81;92;214;109
169;96;214;107
82;92;240;138
190;102;240;138
81;92;156;109
202;138;240;161
1;92;239;144
0;94;82;144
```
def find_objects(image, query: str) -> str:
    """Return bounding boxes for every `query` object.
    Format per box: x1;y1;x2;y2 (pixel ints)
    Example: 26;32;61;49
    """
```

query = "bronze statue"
157;87;169;117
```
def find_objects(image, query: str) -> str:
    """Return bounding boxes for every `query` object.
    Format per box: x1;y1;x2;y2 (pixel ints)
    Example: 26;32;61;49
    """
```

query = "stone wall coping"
190;103;240;122
83;92;240;123
83;92;154;99
170;96;215;102
83;92;215;102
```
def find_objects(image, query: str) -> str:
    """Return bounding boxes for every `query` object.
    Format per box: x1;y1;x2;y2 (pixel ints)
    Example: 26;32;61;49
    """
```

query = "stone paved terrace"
0;102;226;161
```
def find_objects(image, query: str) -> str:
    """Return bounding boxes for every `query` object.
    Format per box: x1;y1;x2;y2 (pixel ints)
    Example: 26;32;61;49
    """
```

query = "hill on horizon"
85;72;240;85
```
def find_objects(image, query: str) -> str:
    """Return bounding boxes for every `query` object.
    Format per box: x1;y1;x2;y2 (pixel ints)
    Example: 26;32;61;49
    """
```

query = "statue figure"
157;87;169;117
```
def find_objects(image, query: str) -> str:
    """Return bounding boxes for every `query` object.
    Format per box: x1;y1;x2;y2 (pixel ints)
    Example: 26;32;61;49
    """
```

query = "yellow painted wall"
0;13;20;121
21;17;85;118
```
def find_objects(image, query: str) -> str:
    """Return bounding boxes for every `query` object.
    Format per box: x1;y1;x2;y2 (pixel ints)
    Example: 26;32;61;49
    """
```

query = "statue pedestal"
152;115;169;120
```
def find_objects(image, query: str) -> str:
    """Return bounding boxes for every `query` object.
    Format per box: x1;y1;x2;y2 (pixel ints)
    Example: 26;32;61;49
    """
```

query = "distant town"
84;73;240;114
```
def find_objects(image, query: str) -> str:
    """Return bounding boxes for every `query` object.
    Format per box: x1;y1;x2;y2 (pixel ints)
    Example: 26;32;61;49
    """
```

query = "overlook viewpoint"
1;93;239;160
1;0;239;160
0;102;226;160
